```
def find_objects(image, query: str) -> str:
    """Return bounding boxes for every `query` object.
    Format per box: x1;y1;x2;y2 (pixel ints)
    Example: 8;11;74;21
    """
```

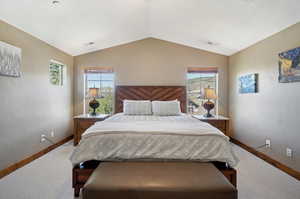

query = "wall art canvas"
0;41;21;77
239;73;258;94
279;46;300;83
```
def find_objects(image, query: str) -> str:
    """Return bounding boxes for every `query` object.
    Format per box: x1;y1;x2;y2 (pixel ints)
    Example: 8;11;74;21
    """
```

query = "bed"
71;113;238;167
71;86;238;197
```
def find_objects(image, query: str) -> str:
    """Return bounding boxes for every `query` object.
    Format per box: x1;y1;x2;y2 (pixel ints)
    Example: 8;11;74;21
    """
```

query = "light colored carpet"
0;142;299;199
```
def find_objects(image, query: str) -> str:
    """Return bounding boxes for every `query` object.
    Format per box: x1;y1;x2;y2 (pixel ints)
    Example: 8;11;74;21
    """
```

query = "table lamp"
202;87;217;117
88;87;100;116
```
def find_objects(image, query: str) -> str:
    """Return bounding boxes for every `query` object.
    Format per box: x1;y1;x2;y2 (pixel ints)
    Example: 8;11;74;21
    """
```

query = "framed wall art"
0;41;21;77
239;73;258;94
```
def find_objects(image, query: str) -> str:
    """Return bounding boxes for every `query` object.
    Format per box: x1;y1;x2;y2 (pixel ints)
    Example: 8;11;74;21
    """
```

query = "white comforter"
70;113;238;167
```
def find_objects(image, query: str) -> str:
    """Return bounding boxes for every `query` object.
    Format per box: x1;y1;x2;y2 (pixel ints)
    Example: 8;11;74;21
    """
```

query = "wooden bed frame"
115;86;187;113
72;85;237;197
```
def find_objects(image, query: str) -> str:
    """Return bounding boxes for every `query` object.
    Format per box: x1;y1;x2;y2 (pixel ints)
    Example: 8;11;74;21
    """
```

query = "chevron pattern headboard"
115;86;187;113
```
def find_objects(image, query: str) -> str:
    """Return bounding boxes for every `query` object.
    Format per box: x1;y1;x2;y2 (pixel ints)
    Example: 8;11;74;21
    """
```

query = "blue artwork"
239;74;258;94
279;46;300;83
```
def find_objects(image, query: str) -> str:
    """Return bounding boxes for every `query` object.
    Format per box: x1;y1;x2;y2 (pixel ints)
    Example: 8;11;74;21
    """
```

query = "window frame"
83;70;115;114
49;59;66;86
186;69;219;115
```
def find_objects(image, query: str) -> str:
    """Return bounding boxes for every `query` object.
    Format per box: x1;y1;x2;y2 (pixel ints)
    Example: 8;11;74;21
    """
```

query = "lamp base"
203;100;215;118
89;98;100;116
89;112;97;116
203;112;214;118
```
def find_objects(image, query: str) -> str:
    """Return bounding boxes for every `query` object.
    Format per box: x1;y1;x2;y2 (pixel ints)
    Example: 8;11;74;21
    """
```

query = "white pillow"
152;100;181;116
123;100;152;115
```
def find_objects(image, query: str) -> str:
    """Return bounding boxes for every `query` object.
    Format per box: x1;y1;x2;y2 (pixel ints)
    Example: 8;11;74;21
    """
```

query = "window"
84;68;114;114
187;67;218;114
49;60;66;86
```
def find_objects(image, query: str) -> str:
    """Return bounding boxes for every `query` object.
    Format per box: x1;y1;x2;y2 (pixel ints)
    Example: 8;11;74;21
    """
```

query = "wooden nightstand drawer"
78;120;96;131
192;115;229;136
205;120;226;132
74;114;109;146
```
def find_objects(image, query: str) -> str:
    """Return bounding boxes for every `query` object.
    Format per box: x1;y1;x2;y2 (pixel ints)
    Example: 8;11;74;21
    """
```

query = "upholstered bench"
82;162;237;199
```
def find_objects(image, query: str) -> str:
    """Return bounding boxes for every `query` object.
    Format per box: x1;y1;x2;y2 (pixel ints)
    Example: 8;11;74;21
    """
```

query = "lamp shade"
203;88;217;100
88;87;99;98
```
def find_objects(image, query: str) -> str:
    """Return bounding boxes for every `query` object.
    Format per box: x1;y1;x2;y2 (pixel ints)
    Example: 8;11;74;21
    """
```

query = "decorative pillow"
123;100;152;115
152;100;181;116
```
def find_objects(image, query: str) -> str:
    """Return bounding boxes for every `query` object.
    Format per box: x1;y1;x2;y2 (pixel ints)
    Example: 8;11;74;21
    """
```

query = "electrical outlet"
266;139;271;148
41;134;46;143
286;148;293;157
50;130;55;137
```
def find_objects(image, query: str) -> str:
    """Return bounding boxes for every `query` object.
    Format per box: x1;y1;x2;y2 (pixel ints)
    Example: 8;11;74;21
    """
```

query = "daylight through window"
187;68;218;115
84;68;114;114
49;60;65;86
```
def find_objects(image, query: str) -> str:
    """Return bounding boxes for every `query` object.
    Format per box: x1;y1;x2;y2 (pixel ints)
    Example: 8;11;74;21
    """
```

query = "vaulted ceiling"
1;0;300;56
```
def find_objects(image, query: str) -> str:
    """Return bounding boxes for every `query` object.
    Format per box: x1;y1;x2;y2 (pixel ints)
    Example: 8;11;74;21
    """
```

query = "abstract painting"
279;46;300;83
239;73;258;94
0;41;21;77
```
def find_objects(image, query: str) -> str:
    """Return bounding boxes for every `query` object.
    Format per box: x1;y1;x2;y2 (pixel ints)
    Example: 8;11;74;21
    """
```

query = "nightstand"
192;115;229;136
73;114;109;146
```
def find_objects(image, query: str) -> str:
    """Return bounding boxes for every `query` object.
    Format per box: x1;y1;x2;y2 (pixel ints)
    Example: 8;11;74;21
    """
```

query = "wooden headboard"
115;86;187;113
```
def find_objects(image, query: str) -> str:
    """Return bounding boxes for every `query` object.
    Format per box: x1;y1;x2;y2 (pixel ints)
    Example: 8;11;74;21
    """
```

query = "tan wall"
0;20;73;170
229;22;300;171
74;38;229;115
